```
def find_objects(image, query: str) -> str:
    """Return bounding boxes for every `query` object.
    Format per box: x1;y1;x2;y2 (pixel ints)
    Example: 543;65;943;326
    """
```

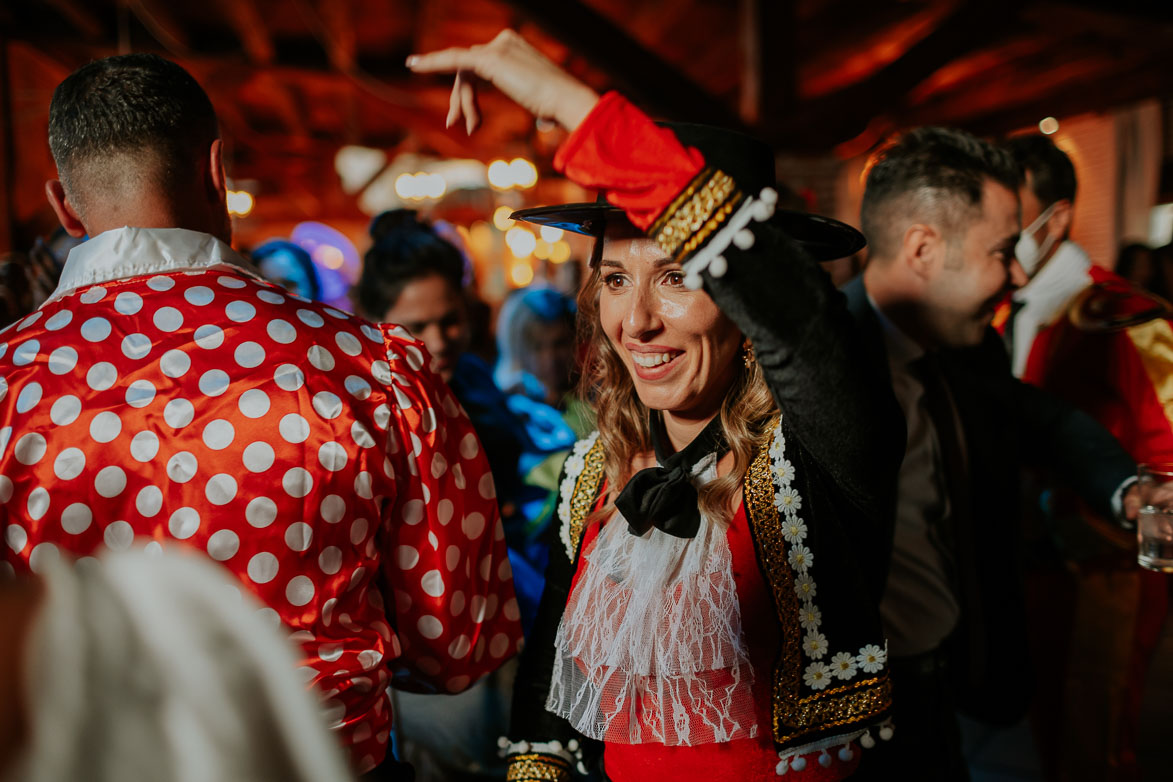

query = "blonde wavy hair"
576;246;778;526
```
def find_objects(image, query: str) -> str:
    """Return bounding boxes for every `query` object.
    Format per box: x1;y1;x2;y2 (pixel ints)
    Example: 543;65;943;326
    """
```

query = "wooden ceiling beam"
501;0;748;130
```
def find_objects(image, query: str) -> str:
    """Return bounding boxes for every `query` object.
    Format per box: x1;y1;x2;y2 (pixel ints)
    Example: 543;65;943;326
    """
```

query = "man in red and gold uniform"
999;134;1168;779
0;53;521;776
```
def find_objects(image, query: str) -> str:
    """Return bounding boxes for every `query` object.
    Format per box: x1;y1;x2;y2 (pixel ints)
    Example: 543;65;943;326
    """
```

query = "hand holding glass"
1136;463;1173;572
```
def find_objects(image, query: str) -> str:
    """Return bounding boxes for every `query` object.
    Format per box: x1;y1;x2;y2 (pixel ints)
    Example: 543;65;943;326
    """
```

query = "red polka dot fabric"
0;268;522;773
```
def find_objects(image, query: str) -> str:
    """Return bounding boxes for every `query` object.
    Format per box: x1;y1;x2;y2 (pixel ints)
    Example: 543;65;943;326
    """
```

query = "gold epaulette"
648;167;744;262
1069;280;1172;333
505;753;572;782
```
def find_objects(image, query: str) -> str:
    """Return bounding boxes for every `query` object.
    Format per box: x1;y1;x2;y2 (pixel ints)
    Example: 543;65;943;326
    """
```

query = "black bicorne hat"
510;123;866;262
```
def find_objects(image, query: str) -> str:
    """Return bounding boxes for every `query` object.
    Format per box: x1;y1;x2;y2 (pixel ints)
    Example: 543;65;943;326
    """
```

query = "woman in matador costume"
409;31;904;781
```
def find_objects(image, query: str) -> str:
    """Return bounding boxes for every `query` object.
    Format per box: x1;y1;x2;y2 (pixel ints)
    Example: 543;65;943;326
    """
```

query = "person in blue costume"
250;239;323;301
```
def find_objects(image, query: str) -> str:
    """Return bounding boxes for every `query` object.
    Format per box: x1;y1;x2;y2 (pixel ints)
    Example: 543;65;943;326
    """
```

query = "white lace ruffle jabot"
546;456;756;746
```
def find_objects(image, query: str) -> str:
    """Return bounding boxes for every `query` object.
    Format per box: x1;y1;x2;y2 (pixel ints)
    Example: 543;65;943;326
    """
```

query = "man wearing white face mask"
999;134;1173;780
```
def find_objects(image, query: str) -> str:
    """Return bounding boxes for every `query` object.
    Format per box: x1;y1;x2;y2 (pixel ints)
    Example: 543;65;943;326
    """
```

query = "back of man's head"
48;54;219;223
861;126;1020;261
1003;134;1077;209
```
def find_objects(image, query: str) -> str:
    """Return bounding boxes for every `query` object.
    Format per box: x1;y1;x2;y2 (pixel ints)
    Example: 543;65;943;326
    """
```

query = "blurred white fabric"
4;548;354;782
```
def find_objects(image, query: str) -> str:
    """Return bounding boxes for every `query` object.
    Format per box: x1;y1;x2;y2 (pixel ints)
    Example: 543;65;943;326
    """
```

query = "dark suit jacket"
842;275;1137;724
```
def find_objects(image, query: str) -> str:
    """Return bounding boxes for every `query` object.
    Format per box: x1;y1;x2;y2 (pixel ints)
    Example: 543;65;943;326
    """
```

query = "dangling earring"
742;338;756;368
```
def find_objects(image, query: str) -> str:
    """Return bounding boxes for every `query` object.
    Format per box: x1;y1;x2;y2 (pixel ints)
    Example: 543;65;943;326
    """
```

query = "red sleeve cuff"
554;92;706;231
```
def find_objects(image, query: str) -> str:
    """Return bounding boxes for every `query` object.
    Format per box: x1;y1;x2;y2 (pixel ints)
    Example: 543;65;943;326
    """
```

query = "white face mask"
1014;202;1059;278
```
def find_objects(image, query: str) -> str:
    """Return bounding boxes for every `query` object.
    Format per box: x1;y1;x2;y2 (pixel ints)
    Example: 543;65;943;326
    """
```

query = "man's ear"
1048;198;1073;241
208;138;228;204
900;223;944;281
44;180;87;238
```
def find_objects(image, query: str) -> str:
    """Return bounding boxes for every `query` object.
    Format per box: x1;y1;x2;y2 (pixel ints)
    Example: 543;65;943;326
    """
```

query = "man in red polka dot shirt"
0;53;522;775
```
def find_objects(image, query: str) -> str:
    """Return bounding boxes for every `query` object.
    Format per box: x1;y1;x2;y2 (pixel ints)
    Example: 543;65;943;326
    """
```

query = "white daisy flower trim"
768;420;883;685
558;432;600;560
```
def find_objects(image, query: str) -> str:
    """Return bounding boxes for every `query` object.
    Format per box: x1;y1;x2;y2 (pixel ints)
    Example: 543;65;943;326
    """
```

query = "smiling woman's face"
597;231;742;418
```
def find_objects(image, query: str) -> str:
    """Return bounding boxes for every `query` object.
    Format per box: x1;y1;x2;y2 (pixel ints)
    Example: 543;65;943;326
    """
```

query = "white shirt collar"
51;227;253;301
1007;240;1093;377
867;292;925;369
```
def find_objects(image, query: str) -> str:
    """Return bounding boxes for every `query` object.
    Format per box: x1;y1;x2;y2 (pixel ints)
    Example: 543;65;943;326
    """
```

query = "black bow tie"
613;414;728;539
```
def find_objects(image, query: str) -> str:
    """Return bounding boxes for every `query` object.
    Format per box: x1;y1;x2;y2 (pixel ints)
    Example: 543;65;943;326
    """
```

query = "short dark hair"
356;210;465;320
1003;134;1077;208
861;126;1021;260
48;53;219;199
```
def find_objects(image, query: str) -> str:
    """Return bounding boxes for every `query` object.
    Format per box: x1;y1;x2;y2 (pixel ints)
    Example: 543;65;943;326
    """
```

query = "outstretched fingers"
407;46;480;75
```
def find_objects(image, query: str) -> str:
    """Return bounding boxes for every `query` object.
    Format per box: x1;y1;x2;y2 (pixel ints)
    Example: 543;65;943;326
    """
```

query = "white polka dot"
308;345;335;371
81;317;111;342
205;473;237;505
202;419;235;450
18;312;42;329
104;520;134;550
274;364;304;391
312;391;343;420
297;309;325;328
397;545;419;570
405;345;426;371
147;276;175;291
283;467;313;498
370;360;393;386
5;523;26;553
87;409;122;443
28;542;59;573
242;441;275;473
153;307;183;332
361;324;382;343
350;517;369;545
48;346;78;375
430;452;448;479
479;472;496;500
461;512;486;540
45;310;74;330
60;502;92;534
184;286;215;306
164;398;195;428
143;541;162;557
373;404;391;431
490;634;510;658
355;472;373;499
418;616;443;640
160;349;191;378
401;499;424;526
11;340;39;367
50;395;81;426
114;292;142;314
194;324;224;349
459;433;479;459
347;423;375;451
335;332;362;356
230;340;264;368
246;496;278;528
94;466;127;497
125;379;156;408
319;643;343;662
319;547;342;574
318;442;348;472
136;485;163;517
344;375;371;400
79;285;106;303
446;546;461;572
166;451;198;483
206;529;240;561
199;370;230;397
258;289;285;305
86;362;117;391
218;275;247;289
286;575;315;606
121;333;151;360
421;569;445;597
321;495;345;523
52;448;85;481
279;414;310;443
130;431;159;462
285;522;313;552
226;300;256;323
0;426;11;458
232;391;268;421
16;383;42;414
448;635;471;660
168;507;200;539
248;552;279;584
267;319;297;344
0;476;12;504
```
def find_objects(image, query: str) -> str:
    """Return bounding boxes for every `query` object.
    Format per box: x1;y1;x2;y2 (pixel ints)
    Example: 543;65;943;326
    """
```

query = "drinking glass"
1137;463;1173;572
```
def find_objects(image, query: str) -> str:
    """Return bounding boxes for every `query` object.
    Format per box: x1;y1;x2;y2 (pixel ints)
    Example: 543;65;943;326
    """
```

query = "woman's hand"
407;30;600;135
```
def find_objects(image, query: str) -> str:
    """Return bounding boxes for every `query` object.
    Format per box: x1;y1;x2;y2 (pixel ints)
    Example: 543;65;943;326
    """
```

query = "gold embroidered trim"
649;167;715;237
1126;318;1173;434
652;169;739;260
506;753;571;782
744;423;892;744
678;193;744;259
566;438;606;561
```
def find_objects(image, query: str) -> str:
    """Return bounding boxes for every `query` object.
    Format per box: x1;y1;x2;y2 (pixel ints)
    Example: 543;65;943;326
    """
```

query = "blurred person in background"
5;52;521;780
357;211;572;782
250;239;323;301
1116;241;1156;293
0;549;354;782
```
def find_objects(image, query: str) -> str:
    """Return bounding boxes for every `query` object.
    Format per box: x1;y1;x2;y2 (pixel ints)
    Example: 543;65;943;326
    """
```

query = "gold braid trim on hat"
650;168;740;261
505;753;572;782
743;422;893;744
